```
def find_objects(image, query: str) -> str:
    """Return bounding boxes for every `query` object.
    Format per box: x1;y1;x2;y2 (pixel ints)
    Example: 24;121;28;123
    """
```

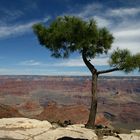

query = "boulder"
0;117;52;129
0;118;97;140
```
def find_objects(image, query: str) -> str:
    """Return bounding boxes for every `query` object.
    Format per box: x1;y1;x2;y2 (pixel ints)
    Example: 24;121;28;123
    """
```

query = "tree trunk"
85;72;98;129
82;50;98;129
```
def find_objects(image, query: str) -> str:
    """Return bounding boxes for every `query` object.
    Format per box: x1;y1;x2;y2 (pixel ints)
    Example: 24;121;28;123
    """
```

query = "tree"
33;16;140;128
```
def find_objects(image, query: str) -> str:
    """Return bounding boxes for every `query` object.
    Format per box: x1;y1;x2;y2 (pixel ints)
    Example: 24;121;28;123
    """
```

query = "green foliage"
33;16;114;58
109;48;140;72
33;16;139;74
133;53;140;71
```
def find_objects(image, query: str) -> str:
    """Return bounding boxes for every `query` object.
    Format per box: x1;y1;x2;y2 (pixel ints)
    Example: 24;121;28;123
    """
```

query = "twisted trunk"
82;50;120;128
82;51;98;128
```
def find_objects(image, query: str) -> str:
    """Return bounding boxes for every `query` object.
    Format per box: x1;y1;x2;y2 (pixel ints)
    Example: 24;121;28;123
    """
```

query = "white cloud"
93;16;110;27
113;28;140;39
75;3;102;18
19;56;109;68
109;7;140;17
112;22;140;54
19;60;43;66
56;57;109;67
65;3;110;28
91;57;109;66
113;42;140;54
56;58;85;67
0;16;50;39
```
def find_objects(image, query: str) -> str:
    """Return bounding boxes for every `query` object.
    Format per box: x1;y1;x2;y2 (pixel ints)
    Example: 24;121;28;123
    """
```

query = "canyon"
0;76;140;130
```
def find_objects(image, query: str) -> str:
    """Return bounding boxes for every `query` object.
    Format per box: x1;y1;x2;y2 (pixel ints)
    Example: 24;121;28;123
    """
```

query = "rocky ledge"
0;118;139;140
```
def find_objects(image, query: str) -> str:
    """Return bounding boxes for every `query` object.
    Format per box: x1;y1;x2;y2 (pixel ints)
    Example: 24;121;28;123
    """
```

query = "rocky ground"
0;118;139;140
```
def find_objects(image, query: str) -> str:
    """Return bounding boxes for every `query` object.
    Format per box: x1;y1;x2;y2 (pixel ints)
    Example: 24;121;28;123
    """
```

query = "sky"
0;0;140;76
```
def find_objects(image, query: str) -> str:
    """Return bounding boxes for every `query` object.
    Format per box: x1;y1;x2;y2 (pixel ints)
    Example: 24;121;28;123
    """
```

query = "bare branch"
97;67;121;75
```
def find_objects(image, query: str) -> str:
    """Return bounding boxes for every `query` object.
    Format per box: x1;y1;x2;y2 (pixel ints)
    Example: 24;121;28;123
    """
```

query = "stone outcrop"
0;118;139;140
0;118;97;140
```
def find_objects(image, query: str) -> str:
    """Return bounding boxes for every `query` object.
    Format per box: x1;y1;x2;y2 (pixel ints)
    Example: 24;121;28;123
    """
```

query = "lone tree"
33;16;140;128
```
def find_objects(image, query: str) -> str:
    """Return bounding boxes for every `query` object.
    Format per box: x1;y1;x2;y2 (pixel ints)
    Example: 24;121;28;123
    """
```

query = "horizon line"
0;74;140;77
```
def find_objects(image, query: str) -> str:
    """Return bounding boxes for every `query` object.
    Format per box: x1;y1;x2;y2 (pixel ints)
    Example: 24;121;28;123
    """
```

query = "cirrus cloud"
0;16;50;39
109;7;140;17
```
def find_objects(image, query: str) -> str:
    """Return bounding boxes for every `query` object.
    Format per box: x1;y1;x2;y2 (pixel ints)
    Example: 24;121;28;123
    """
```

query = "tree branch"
82;50;96;73
97;67;121;75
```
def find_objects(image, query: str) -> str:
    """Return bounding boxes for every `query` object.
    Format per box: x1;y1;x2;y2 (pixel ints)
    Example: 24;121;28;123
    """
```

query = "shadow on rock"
0;138;20;140
57;137;88;140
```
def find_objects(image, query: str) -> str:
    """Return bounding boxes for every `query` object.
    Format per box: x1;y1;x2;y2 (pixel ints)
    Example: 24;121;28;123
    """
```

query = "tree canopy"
33;16;140;74
33;16;113;58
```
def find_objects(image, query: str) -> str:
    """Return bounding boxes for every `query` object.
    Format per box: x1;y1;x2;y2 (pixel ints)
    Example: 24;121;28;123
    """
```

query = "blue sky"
0;0;140;76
